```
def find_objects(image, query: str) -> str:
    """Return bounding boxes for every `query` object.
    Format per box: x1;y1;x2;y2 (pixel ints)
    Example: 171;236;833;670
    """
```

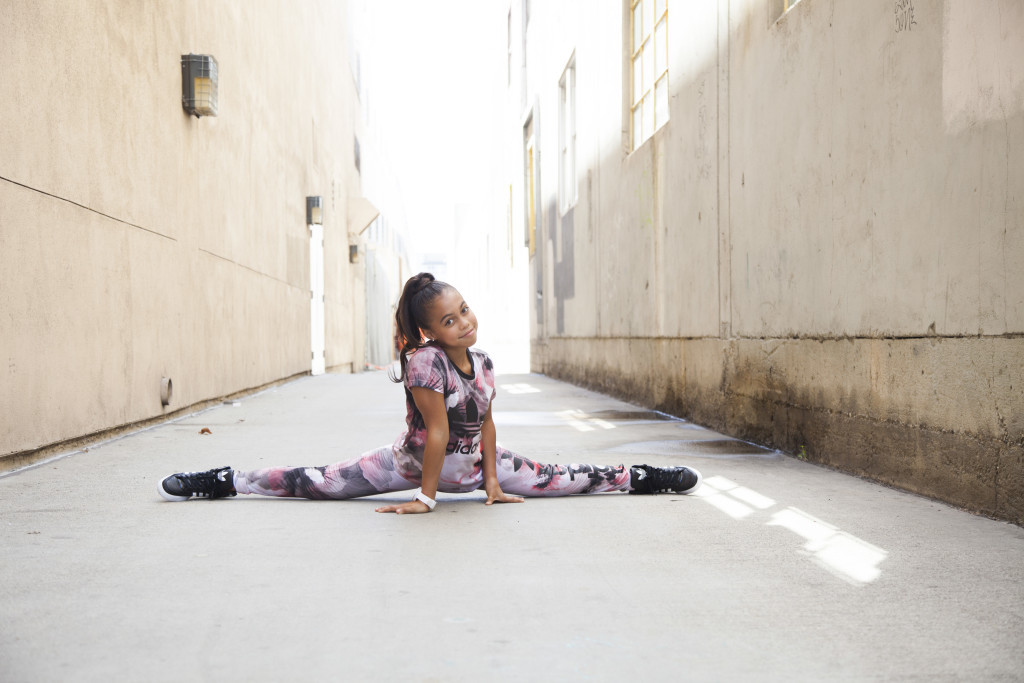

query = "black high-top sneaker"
159;467;236;501
629;464;702;495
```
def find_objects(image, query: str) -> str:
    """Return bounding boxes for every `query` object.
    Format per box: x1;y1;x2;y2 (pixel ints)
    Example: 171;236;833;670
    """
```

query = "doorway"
309;223;325;375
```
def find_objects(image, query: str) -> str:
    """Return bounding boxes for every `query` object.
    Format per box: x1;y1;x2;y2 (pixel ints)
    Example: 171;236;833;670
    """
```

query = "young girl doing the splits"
158;273;702;513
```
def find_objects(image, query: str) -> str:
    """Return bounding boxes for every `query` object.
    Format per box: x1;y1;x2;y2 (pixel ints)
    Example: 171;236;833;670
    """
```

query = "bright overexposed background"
356;0;530;372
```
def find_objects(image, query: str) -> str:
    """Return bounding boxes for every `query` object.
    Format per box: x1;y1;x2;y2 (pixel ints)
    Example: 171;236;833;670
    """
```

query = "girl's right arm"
374;387;448;514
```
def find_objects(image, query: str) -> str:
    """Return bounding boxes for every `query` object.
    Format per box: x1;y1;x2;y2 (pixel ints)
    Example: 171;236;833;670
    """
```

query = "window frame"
630;0;669;151
558;53;577;215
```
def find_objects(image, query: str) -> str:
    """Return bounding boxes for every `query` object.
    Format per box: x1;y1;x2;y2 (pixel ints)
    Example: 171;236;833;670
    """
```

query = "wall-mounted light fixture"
306;196;323;225
181;54;218;118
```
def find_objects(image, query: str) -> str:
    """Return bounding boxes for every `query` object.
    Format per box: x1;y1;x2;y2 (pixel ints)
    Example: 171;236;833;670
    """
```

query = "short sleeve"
479;351;497;401
405;347;447;394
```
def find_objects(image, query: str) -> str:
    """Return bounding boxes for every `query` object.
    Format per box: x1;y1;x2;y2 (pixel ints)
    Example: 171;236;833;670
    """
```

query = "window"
521;1;529;107
630;0;668;150
524;113;537;257
507;9;512;86
559;54;577;213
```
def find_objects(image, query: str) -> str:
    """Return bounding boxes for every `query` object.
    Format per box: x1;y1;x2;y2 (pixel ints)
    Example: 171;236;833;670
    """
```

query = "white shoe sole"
158;477;190;502
679;468;702;494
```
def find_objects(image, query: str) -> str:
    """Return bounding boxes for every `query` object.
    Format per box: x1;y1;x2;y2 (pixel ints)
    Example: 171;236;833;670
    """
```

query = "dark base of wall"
537;337;1023;526
0;372;311;476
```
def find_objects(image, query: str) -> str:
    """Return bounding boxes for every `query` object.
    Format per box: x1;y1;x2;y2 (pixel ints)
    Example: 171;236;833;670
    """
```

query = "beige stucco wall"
1;0;365;462
512;0;1023;522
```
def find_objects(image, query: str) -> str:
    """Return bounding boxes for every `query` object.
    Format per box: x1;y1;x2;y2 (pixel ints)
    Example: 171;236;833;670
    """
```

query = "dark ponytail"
390;272;452;382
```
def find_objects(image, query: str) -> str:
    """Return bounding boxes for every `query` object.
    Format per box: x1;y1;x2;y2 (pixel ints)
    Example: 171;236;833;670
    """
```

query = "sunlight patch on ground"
767;507;888;585
556;409;617;432
696;476;888;586
693;485;756;519
500;383;541;394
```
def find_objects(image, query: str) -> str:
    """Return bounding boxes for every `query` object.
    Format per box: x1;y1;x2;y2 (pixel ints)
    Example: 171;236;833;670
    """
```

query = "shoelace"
174;470;218;497
649;467;689;494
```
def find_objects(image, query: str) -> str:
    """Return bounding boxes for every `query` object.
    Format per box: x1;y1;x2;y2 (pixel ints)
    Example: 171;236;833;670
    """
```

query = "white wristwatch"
414;490;437;510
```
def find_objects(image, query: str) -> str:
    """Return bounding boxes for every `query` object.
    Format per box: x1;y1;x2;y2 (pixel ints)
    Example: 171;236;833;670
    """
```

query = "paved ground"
2;370;1022;682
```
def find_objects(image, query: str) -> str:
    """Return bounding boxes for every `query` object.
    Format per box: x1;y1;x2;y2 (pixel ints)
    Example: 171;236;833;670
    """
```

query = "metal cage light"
181;54;218;117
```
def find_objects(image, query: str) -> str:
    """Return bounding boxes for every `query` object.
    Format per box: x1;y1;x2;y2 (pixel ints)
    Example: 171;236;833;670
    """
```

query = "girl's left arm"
481;404;524;506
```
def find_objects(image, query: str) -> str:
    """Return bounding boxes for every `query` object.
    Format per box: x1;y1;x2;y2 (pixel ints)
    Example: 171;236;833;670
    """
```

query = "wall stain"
545;338;1023;526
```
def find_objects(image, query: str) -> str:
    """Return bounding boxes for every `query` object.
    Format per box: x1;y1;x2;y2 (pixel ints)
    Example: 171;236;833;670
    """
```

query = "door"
310;224;325;375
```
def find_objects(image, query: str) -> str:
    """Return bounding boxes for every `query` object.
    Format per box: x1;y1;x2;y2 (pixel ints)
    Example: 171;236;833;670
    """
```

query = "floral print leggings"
232;446;631;500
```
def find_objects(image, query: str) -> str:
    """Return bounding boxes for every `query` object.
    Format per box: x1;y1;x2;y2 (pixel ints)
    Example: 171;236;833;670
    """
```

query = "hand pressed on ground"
375;499;432;514
484;480;524;506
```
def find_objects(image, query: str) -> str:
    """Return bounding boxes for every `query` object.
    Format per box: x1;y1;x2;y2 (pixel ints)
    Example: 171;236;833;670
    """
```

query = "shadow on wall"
546;200;575;335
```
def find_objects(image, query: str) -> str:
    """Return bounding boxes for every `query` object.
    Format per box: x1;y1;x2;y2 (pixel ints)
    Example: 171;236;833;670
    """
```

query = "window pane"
632;2;642;53
565;147;573;202
643;92;654;142
632;55;643;105
567;142;575;204
562;84;571;150
633;104;643;149
654;0;664;19
561;101;569;154
655;75;669;127
654;18;666;75
568;68;575;136
569;65;575;109
565;103;571;152
642;38;653;97
569;71;576;167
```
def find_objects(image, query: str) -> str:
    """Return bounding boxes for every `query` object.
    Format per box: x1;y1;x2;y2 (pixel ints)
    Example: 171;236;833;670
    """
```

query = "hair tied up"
390;272;451;383
411;273;435;293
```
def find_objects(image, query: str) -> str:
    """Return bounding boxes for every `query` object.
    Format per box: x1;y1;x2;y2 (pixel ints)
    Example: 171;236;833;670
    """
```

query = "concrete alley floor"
2;370;1022;682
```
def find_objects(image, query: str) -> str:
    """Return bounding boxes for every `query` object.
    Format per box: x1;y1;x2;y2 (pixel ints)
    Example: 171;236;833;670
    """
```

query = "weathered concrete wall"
729;0;1023;338
512;0;1023;522
541;336;1022;522
0;0;365;463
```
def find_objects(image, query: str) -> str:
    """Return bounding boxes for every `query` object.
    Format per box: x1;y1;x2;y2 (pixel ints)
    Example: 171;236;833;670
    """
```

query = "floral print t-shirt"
392;345;497;487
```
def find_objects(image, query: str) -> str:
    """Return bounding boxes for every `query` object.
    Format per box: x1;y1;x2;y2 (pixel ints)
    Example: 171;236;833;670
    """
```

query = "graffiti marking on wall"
895;0;917;33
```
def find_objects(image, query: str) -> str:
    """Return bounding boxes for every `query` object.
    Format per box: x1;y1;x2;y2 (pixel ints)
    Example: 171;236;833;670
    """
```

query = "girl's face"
422;288;478;351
